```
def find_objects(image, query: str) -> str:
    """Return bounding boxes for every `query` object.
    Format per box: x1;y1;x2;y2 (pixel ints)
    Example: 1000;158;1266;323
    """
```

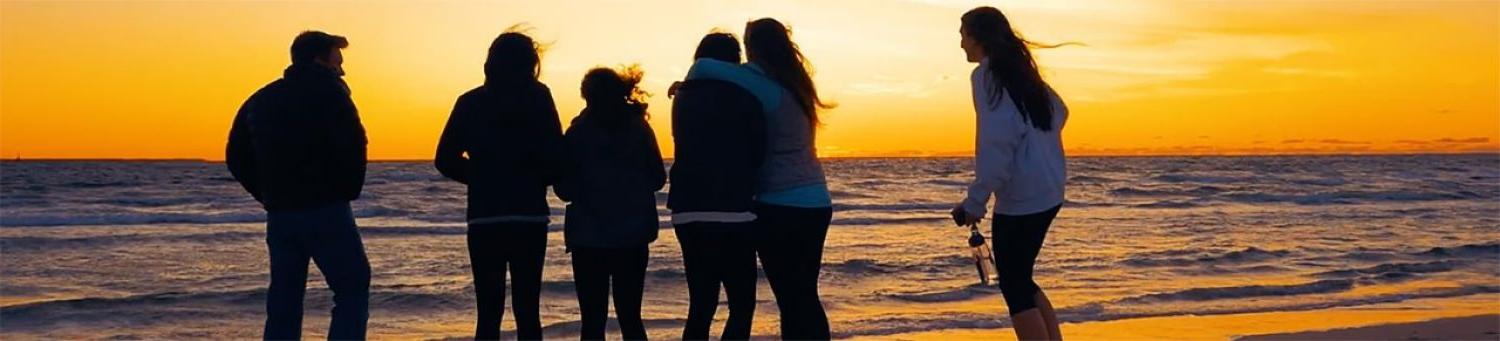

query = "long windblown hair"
484;25;545;86
963;7;1075;132
744;18;834;125
580;65;650;129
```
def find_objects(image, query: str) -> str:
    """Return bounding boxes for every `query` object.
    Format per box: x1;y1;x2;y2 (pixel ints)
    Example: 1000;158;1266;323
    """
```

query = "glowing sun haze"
2;0;1496;159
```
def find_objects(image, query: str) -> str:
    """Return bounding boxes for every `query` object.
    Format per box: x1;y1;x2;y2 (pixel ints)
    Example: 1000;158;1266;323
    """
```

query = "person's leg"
571;248;610;340
676;224;719;340
993;214;1046;340
992;206;1059;341
309;203;371;340
752;204;795;337
1029;207;1063;341
611;246;650;340
264;212;311;340
1036;290;1062;341
719;223;759;340
507;222;549;340
784;207;832;339
1010;310;1051;341
467;224;506;340
755;203;831;340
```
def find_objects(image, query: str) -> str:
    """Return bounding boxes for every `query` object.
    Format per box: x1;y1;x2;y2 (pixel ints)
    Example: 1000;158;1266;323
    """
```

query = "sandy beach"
875;295;1499;340
1240;314;1498;341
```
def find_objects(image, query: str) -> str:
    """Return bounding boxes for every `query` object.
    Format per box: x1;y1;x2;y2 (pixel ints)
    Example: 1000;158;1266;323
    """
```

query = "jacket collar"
283;62;342;80
283;63;350;94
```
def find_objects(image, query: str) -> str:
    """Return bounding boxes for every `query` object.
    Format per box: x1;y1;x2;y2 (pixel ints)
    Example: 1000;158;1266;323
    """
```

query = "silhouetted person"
667;32;764;341
226;30;370;340
682;18;837;339
555;65;665;341
950;6;1070;341
434;30;562;341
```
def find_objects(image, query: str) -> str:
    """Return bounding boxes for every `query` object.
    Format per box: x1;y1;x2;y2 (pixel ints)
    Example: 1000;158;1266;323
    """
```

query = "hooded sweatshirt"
961;58;1069;217
667;78;766;224
556;111;666;249
684;59;830;208
434;80;564;224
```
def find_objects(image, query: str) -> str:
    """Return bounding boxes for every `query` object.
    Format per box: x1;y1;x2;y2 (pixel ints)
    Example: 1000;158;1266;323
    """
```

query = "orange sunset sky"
2;0;1497;159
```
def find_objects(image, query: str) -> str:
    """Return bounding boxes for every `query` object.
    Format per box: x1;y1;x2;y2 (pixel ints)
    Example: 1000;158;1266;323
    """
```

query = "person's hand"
951;204;982;226
667;81;684;98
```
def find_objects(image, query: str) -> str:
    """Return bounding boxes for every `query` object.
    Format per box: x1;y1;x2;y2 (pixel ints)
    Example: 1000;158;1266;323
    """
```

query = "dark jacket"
226;63;367;211
556;112;666;249
434;82;563;222
667;79;765;214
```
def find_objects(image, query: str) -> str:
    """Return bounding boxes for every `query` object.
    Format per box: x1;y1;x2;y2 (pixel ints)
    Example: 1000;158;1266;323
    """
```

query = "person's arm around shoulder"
684;59;782;112
434;93;473;184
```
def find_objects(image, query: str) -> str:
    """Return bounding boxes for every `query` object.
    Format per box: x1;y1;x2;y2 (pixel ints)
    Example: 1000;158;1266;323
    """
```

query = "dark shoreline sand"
871;296;1499;340
1237;314;1499;341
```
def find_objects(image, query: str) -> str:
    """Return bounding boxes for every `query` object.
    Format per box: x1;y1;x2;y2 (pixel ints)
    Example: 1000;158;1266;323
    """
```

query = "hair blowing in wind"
745;18;835;125
962;7;1080;132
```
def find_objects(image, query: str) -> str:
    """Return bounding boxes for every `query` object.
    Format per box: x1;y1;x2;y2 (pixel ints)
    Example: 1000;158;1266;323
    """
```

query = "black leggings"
571;245;650;340
467;222;549;340
674;222;757;340
991;204;1061;315
753;202;833;340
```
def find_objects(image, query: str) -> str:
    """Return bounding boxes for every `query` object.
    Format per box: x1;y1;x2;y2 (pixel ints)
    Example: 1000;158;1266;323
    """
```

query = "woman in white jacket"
950;6;1070;341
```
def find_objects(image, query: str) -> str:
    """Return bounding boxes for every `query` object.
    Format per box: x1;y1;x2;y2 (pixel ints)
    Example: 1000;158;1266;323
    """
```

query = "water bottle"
969;223;999;286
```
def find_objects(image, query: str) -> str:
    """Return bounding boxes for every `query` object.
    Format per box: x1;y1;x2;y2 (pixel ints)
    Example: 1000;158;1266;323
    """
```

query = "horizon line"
3;150;1496;163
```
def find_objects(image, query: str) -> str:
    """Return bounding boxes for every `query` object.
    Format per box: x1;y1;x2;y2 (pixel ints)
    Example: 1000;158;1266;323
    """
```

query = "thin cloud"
1316;139;1370;145
1435;137;1491;144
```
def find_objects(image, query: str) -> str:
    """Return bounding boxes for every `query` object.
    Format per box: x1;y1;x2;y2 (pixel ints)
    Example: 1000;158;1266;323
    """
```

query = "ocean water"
2;155;1497;339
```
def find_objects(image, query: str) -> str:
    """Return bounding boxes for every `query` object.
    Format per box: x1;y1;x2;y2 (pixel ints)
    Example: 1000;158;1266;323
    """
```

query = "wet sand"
871;295;1498;340
1238;314;1498;341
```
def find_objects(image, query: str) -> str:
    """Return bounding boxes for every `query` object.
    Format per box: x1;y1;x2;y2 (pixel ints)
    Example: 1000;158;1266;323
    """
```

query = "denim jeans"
263;202;371;340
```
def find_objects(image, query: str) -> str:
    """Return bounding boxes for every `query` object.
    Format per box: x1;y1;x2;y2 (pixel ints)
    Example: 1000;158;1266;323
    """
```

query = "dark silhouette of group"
227;6;1069;341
